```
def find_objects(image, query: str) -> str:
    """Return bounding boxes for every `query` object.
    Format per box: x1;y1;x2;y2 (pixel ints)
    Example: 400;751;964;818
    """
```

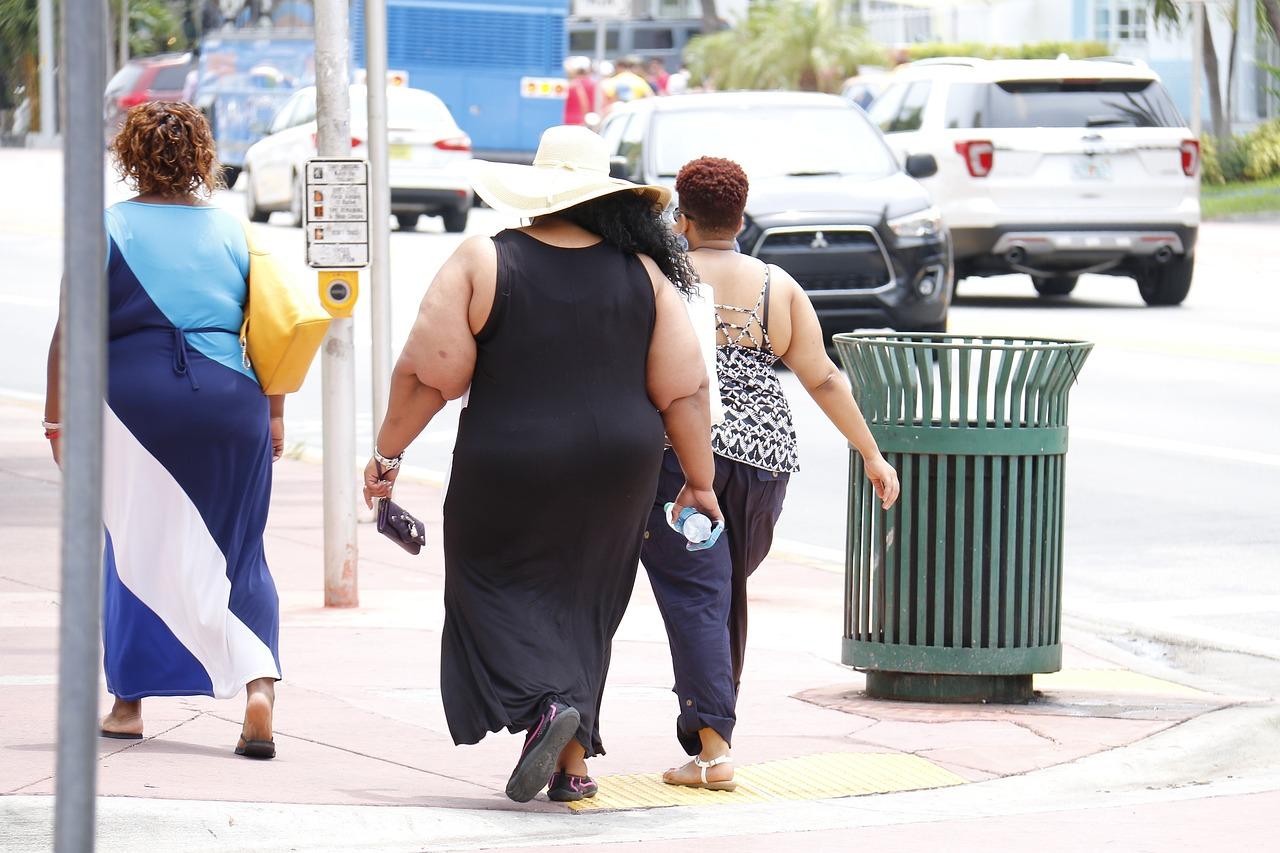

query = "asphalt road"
3;148;1277;661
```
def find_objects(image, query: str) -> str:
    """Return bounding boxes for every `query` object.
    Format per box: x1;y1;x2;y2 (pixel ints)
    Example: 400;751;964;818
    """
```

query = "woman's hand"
49;435;60;467
363;458;400;509
270;417;285;462
865;454;900;510
671;481;723;527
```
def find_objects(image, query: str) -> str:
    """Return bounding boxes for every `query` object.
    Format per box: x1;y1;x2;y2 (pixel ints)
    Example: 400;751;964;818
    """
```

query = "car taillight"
1180;139;1200;177
119;92;148;108
955;140;994;178
435;135;471;152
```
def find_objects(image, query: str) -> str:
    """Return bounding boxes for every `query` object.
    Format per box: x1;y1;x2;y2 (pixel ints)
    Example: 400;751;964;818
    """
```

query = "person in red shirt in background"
647;58;670;95
563;56;597;127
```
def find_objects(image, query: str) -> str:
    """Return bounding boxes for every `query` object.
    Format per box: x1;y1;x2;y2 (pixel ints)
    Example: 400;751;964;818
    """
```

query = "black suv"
599;91;953;337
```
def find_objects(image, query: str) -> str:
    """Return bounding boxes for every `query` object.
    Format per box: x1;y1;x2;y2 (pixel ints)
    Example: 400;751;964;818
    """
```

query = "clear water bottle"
681;512;713;544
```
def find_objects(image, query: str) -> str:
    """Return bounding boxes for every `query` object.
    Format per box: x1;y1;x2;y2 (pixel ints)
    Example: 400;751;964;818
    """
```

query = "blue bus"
350;0;569;162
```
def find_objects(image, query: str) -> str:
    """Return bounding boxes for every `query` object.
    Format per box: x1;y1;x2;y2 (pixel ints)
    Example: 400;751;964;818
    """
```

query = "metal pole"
38;0;55;141
1109;0;1119;51
1191;1;1204;138
54;0;107;849
119;0;129;71
593;17;606;117
315;0;359;607
365;0;392;435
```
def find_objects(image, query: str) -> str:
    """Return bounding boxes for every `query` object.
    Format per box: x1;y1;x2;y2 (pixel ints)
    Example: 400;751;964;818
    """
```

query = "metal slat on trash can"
834;334;1092;703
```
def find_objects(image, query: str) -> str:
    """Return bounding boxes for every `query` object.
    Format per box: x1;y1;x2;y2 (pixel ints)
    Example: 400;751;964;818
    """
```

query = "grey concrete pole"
38;0;56;141
119;0;130;71
1191;1;1204;137
315;0;359;607
54;0;107;849
365;0;392;434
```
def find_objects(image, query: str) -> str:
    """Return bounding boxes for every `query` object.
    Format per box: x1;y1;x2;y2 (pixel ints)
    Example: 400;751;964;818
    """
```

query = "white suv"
869;58;1200;305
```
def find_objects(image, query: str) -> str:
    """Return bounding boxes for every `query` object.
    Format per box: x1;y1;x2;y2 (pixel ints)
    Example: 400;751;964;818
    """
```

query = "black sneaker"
505;700;580;803
547;770;598;802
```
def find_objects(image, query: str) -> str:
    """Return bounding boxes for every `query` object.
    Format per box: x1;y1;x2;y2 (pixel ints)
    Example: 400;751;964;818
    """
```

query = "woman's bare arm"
641;256;722;523
774;268;900;509
364;237;495;506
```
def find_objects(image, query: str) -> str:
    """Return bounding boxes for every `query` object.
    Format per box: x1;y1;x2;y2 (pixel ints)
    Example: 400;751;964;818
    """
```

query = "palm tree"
685;0;884;93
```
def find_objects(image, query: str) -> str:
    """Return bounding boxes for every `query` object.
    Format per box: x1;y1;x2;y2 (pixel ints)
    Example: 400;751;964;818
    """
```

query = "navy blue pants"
641;449;789;755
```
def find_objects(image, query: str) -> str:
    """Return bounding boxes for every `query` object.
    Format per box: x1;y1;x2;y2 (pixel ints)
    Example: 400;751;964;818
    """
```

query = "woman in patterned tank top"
640;157;900;791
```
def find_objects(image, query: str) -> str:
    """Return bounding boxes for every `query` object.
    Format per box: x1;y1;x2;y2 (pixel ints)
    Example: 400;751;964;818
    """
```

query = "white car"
243;84;474;232
869;58;1200;304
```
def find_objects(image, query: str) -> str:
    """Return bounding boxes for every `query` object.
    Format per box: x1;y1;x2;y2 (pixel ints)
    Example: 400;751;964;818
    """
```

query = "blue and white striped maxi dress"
102;200;281;700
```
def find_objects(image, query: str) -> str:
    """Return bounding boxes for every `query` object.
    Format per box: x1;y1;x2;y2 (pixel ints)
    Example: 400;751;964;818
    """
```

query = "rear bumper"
390;187;472;214
953;223;1199;276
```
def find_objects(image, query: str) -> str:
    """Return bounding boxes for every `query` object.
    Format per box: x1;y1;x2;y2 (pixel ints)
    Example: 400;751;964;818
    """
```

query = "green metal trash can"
832;333;1093;702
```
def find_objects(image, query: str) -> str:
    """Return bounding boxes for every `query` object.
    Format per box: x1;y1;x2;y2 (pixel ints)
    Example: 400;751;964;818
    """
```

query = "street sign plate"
305;157;370;269
573;0;629;19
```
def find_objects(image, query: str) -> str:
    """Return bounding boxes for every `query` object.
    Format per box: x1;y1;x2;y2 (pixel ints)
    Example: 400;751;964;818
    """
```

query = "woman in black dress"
363;126;721;804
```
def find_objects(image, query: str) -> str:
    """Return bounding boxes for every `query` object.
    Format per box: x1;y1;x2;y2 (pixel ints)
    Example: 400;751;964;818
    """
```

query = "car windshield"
350;86;454;128
651;106;898;179
150;64;191;91
946;80;1184;129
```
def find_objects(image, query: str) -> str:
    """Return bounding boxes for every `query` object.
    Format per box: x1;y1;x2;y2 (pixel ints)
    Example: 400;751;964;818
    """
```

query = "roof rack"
1082;55;1149;67
909;57;982;68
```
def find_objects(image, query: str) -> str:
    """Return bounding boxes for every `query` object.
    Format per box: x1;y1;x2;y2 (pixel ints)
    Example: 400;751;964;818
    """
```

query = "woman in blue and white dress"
43;103;283;759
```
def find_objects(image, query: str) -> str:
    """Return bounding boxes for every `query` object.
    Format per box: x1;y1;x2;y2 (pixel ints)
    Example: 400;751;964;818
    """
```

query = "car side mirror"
904;153;938;179
609;156;634;181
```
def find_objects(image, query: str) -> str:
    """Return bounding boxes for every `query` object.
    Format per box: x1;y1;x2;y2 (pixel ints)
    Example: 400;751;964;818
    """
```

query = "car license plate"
389;144;413;160
1072;156;1112;181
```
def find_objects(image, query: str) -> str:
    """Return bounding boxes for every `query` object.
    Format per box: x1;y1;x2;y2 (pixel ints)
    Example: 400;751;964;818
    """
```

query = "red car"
104;52;194;134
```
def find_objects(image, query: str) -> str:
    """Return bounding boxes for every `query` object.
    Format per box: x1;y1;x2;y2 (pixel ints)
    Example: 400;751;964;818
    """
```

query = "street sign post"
315;0;360;608
54;0;106;850
365;0;394;437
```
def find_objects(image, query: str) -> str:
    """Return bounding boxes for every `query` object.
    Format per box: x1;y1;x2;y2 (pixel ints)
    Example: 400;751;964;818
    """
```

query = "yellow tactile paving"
567;751;966;812
1035;668;1215;699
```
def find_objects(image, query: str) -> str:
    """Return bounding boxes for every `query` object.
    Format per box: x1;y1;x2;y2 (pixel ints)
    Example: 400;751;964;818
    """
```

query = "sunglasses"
673;207;696;221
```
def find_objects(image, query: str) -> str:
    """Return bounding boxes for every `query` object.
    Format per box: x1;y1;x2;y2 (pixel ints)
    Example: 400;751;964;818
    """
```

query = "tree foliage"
684;0;885;93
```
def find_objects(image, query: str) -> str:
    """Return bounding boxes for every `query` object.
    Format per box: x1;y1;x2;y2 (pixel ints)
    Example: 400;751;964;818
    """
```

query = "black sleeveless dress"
440;229;665;757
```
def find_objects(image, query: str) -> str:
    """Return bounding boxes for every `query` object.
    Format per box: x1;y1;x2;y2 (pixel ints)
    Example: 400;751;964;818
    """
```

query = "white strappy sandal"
663;754;738;792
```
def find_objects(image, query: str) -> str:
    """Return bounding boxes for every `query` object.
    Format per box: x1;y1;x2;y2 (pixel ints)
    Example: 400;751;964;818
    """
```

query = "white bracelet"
42;420;62;432
373;447;403;470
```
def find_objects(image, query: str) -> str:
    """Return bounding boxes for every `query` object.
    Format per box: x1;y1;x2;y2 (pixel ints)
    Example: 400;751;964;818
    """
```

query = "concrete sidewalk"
1;395;1274;851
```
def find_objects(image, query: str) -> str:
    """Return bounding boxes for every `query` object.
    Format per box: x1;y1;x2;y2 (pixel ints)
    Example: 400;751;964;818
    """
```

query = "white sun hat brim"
465;158;672;219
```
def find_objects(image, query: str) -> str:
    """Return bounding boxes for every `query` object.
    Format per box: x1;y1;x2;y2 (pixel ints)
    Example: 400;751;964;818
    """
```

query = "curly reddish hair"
112;102;223;198
675;156;749;234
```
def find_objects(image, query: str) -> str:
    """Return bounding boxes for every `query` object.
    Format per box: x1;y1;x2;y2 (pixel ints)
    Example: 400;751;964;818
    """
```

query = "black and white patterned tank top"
711;264;800;473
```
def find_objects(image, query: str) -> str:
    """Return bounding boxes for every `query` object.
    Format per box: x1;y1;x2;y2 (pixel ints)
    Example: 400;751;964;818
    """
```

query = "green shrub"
1242;119;1280;181
903;41;1109;62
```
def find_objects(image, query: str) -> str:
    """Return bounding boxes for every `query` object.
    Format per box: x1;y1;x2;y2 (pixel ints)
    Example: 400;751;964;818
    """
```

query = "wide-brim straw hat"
465;125;671;218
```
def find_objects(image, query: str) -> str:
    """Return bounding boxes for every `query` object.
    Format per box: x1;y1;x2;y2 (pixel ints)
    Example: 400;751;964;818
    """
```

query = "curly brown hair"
112;102;223;198
675;156;749;235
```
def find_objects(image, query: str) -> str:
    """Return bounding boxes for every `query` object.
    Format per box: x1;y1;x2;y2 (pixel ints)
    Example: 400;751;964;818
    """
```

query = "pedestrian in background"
602;56;655;110
562;55;597;127
642;156;900;791
666;64;692;95
362;126;721;804
43;102;283;759
646;57;670;95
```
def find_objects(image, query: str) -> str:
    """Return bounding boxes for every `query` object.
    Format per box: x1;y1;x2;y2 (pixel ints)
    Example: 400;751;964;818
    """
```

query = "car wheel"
245;172;270;223
395;213;421;232
442;206;468;233
1137;256;1193;306
289;172;305;228
1032;275;1077;297
220;165;242;189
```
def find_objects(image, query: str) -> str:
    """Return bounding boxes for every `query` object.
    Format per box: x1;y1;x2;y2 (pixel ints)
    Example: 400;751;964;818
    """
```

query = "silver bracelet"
373;447;403;471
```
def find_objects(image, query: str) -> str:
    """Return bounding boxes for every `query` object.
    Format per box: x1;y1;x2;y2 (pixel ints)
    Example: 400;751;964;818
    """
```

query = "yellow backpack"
238;222;331;395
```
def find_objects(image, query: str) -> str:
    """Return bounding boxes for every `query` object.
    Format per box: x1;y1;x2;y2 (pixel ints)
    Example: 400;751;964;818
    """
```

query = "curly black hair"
557;191;698;298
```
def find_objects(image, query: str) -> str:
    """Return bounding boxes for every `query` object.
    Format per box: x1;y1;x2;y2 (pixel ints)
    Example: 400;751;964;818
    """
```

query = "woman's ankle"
697;727;730;760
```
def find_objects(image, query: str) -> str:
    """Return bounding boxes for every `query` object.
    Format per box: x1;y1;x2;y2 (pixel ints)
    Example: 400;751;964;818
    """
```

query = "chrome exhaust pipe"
1005;245;1027;266
1153;246;1174;264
